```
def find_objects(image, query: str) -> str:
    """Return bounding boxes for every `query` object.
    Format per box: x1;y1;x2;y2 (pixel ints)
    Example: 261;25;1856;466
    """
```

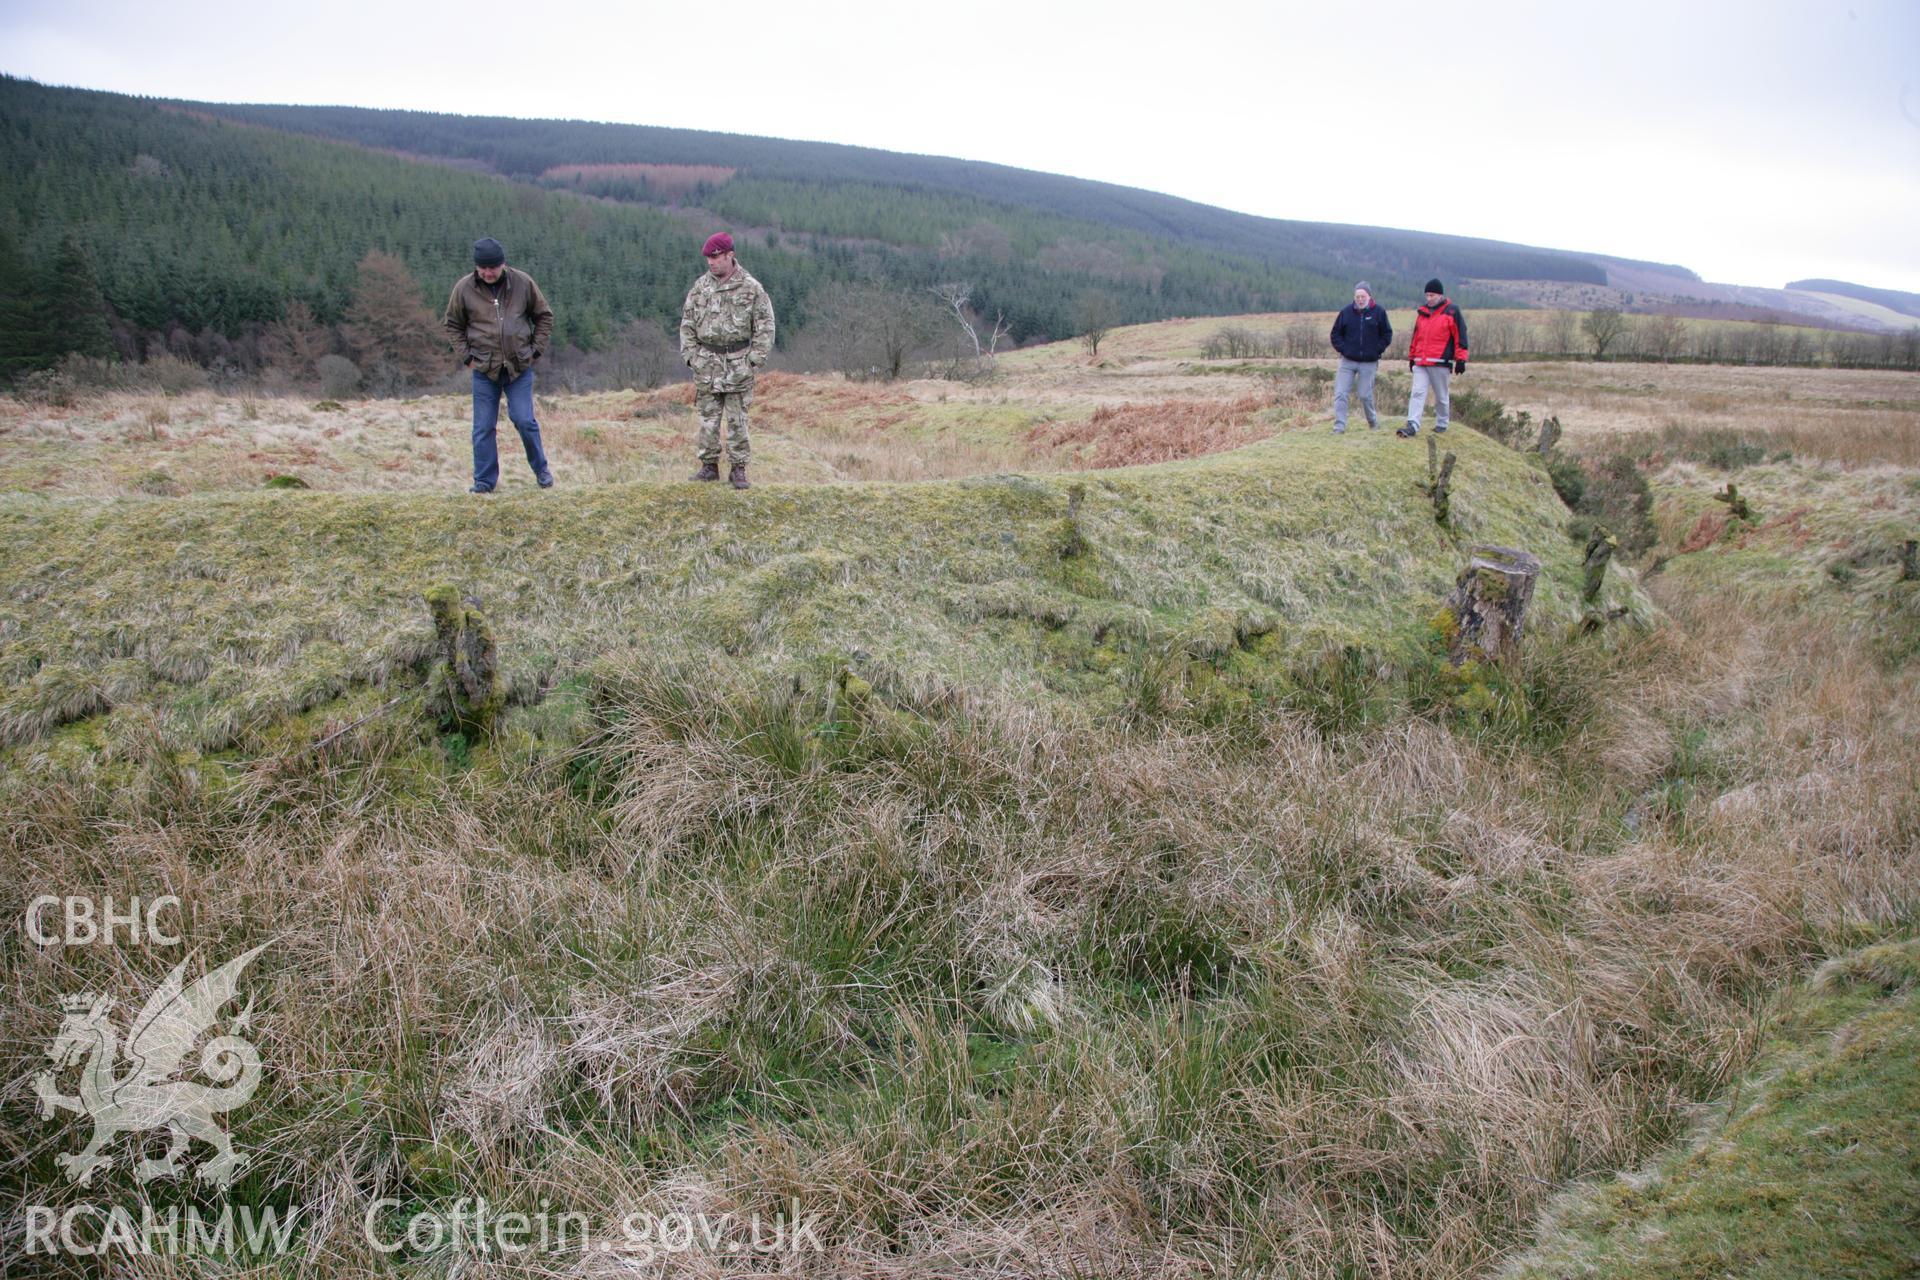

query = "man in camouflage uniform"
679;232;775;489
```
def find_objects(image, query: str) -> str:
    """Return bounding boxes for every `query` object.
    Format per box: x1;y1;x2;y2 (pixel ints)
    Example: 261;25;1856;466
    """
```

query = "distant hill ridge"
1787;279;1920;321
6;76;1905;356
182;99;1629;290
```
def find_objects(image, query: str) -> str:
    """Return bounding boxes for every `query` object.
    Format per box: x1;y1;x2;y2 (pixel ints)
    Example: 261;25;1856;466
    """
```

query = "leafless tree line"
1202;308;1920;371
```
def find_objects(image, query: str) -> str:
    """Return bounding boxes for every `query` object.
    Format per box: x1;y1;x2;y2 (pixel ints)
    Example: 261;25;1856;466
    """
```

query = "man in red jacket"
1396;278;1469;438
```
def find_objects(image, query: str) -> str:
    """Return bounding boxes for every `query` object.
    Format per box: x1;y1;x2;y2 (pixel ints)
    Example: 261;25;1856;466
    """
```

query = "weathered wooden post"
1713;482;1752;522
1899;539;1918;583
1056;481;1089;558
1426;435;1457;526
1581;525;1617;605
1536;415;1563;454
1577;526;1626;634
424;585;501;737
1446;545;1541;666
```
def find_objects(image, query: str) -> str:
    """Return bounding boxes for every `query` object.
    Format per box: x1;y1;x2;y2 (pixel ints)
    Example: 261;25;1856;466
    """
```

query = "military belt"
701;341;751;355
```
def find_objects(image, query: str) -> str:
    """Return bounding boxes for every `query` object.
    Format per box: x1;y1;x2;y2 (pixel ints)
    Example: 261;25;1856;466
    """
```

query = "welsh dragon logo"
34;945;267;1188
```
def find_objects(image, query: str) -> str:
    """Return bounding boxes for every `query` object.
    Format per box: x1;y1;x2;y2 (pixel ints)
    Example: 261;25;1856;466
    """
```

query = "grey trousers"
1407;363;1452;432
1332;358;1378;431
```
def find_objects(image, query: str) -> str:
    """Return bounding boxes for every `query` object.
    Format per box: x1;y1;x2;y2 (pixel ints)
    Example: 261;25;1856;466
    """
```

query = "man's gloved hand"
1453;360;1467;375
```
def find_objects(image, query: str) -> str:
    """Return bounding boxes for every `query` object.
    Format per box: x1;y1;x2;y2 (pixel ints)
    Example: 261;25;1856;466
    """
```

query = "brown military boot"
689;461;720;482
729;463;750;490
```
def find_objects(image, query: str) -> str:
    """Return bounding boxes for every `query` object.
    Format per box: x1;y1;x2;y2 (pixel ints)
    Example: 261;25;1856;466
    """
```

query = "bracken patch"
1024;393;1280;467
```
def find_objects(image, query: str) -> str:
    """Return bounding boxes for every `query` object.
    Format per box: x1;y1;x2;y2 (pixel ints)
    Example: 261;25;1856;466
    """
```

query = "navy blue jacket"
1330;303;1393;363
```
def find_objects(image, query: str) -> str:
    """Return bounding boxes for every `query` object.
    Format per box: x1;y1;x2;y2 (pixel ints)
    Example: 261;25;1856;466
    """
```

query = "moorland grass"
3;357;1915;1277
4;569;1913;1276
0;425;1630;761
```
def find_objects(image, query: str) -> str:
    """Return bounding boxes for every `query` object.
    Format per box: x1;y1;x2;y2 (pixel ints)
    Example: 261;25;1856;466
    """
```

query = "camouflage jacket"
679;266;775;392
443;267;554;383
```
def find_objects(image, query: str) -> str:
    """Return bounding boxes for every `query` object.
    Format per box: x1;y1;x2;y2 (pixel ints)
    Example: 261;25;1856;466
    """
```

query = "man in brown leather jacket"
443;237;556;493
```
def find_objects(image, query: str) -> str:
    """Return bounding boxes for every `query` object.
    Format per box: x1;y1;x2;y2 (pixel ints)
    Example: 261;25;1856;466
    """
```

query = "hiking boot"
729;463;750;490
690;461;720;482
468;483;494;494
537;470;555;488
1395;425;1417;438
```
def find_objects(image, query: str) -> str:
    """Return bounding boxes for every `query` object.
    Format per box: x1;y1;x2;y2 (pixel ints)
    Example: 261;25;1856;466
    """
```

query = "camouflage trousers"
695;386;752;464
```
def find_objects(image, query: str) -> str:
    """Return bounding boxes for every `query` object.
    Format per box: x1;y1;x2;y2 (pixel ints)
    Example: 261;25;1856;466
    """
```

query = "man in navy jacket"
1328;282;1393;432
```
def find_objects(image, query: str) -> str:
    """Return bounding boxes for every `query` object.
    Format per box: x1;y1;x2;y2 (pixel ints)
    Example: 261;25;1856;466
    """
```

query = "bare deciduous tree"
1640;313;1686;363
1546;309;1579;355
610;317;680;390
1583;307;1629;360
931;282;1010;360
1475;315;1514;359
340;250;446;395
1077;292;1119;358
261;300;331;385
811;282;944;380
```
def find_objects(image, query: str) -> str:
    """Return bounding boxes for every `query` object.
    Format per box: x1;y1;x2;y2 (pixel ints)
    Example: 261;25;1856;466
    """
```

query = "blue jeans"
471;367;549;489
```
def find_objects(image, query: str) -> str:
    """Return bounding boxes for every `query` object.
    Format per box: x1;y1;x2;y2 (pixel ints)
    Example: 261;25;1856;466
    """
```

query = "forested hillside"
192;100;1615;288
0;77;778;362
4;75;1640;383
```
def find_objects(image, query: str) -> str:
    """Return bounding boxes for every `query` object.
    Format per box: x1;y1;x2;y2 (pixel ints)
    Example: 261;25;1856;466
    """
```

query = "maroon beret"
702;232;734;257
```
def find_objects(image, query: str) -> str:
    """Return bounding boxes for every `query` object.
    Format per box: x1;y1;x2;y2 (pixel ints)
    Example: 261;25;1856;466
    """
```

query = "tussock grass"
2;355;1914;1276
4;560;1915;1274
1645;458;1920;662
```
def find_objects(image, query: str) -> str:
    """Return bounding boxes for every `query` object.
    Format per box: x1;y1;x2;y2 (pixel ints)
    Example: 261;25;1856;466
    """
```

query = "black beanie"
473;237;506;267
1424;277;1444;295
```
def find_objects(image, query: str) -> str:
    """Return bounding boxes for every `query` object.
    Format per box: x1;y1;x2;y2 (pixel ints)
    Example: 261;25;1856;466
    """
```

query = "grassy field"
2;318;1916;1277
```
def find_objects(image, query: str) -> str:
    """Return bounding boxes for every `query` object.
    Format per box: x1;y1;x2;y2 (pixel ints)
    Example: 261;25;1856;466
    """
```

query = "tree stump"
1446;545;1541;666
424;585;501;737
1537;415;1563;454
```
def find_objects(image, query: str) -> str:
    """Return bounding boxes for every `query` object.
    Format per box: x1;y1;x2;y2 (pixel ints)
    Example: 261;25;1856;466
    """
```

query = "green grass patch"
1504;939;1920;1280
0;429;1644;765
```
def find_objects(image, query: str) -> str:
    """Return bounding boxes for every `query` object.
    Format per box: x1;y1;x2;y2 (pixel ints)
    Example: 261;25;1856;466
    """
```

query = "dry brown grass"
0;375;1080;494
1024;393;1284;467
5;560;1913;1275
1472;361;1920;467
3;318;1915;1275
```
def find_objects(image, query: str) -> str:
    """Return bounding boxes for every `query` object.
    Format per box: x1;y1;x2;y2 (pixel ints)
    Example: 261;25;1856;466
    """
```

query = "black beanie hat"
473;238;506;267
1424;277;1444;295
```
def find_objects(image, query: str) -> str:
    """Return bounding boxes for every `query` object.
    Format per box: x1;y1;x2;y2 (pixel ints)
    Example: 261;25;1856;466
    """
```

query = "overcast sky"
6;0;1918;292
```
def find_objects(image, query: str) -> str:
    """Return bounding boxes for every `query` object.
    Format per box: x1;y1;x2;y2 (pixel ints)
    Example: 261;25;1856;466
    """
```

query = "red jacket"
1408;298;1469;367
